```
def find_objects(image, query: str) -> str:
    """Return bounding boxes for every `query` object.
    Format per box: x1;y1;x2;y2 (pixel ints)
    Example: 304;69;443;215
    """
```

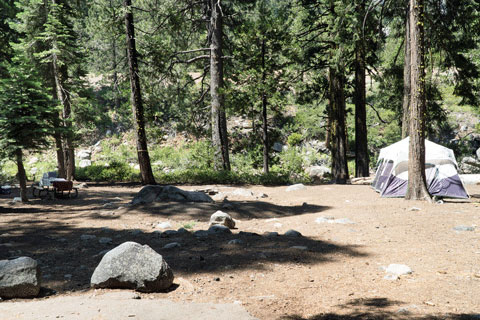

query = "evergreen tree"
230;0;294;173
0;55;56;202
12;0;87;180
124;0;156;185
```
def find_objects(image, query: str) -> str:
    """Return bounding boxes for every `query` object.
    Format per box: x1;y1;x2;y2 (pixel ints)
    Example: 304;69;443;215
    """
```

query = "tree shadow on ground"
0;220;366;295
121;201;330;221
281;297;480;319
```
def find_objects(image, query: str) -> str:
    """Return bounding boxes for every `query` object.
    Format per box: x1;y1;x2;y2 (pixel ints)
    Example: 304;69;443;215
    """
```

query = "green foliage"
75;161;138;182
287;133;303;146
155;169;293;186
0;54;56;156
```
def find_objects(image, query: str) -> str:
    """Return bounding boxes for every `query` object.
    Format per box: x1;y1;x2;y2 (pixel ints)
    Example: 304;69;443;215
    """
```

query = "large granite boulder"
0;257;41;298
131;185;213;205
91;242;173;292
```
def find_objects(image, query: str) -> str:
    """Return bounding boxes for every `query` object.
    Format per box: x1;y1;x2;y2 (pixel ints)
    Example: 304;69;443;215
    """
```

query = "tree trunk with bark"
354;0;369;177
209;0;230;171
329;67;349;184
53;124;66;179
15;149;28;202
124;0;156;185
405;0;431;201
261;37;269;174
50;0;75;181
402;4;411;138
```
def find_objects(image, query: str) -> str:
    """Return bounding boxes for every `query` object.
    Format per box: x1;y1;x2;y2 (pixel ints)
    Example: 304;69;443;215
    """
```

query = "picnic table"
32;172;78;199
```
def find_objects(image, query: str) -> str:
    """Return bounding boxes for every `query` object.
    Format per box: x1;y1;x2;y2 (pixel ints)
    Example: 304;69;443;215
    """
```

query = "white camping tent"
372;137;468;198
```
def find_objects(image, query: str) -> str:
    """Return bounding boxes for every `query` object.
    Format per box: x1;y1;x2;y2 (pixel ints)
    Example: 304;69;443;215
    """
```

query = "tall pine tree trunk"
50;0;75;181
402;5;411;138
329;67;349;184
15;149;28;203
52;54;75;180
354;0;369;177
210;0;230;171
261;37;269;174
111;0;121;112
405;0;431;201
124;0;156;185
53;119;66;179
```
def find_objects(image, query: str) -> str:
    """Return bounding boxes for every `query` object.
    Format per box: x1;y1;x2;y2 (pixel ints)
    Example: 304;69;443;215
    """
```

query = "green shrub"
76;161;139;182
287;133;303;146
154;169;295;185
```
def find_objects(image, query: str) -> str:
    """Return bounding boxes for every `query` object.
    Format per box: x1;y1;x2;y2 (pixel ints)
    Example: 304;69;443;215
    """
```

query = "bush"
287;133;303;146
76;161;139;182
154;169;294;185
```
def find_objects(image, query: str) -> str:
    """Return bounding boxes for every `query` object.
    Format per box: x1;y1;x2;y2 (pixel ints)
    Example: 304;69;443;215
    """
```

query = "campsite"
2;0;480;319
1;183;480;319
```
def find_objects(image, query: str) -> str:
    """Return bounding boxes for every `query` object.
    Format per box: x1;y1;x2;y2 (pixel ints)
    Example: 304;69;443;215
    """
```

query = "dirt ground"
1;182;480;319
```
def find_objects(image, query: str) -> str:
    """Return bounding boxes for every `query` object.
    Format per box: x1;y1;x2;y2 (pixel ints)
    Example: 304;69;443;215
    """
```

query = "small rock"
290;246;308;250
232;188;254;197
209;211;235;229
285;184;306;192
80;234;97;241
99;237;113;245
156;222;172;229
151;231;162;238
384;274;399;281
284;229;302;237
385;264;412;276
163;242;181;249
221;201;234;210
162;230;179;237
194;230;209;238
315;217;355;224
177;228;189;234
272;142;285;152
208;225;232;235
453;225;475;232
103;203;115;209
265;232;279;238
409;207;421;211
228;239;243;245
129;229;142;236
238;231;260;237
12;197;22;203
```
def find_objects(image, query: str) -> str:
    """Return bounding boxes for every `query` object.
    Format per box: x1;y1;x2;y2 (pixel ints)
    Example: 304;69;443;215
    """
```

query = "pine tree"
0;55;56;202
12;0;87;181
124;0;156;185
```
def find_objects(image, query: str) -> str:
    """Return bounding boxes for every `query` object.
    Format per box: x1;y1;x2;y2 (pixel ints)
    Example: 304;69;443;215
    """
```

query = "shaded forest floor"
1;183;480;319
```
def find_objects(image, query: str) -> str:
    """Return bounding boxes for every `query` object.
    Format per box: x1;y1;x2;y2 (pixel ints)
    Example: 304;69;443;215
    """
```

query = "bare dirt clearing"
1;183;480;319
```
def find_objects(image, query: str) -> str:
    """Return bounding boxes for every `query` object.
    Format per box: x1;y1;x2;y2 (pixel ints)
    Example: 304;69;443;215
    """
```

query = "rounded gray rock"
0;257;41;298
284;229;302;237
209;211;235;229
208;225;232;235
91;242;173;292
